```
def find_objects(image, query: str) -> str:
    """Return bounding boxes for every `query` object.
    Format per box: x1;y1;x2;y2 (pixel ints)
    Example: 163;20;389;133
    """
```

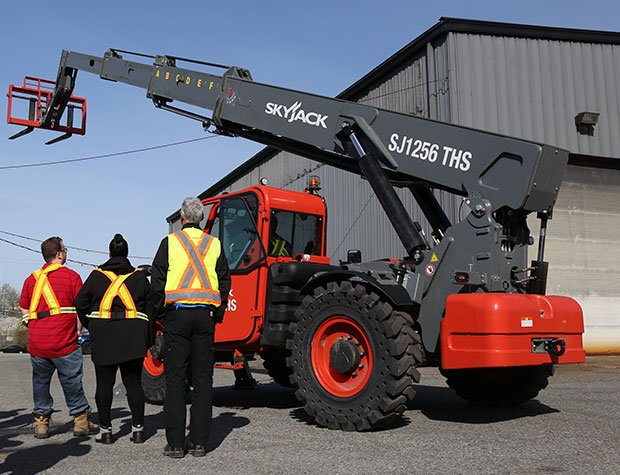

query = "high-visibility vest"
86;269;148;322
164;228;222;306
270;236;290;257
22;264;76;325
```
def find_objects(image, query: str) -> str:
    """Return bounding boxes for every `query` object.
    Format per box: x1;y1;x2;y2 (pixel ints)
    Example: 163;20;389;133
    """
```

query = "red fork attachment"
7;76;86;144
440;293;585;369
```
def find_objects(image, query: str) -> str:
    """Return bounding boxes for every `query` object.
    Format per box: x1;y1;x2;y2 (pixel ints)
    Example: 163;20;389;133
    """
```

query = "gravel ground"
0;354;618;474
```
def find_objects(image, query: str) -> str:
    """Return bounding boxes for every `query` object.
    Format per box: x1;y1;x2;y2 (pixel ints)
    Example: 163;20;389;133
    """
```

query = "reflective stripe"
175;231;213;290
87;311;149;322
92;269;143;320
165;228;222;306
26;264;73;321
165;290;221;304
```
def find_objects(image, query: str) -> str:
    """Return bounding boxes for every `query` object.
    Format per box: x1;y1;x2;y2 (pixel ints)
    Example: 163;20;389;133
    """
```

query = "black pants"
163;308;215;448
94;358;145;428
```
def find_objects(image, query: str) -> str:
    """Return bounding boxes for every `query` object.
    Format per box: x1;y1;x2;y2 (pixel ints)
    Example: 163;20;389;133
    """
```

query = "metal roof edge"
439;17;620;44
339;17;620;101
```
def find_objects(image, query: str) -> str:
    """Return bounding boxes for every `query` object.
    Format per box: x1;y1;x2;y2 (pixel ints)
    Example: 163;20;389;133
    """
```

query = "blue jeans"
31;348;91;417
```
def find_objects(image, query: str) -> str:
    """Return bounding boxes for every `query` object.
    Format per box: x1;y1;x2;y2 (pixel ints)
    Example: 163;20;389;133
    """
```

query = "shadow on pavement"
104;401;248;450
290;407;412;432
0;408;91;475
213;382;301;410
408;384;559;423
288;383;559;430
206;411;250;453
0;409;31;432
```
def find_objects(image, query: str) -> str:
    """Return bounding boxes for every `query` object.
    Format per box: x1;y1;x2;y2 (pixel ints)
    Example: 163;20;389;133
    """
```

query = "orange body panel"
440;293;585;369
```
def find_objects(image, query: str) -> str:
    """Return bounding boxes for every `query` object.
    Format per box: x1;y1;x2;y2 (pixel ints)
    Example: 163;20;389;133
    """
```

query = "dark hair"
41;236;64;262
109;233;129;258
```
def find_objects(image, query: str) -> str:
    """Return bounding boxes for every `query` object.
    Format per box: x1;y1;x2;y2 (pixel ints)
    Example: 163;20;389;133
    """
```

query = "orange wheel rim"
311;316;373;397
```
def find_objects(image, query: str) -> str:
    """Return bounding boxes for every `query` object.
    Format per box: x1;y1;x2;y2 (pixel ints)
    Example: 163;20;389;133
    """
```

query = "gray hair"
181;197;204;224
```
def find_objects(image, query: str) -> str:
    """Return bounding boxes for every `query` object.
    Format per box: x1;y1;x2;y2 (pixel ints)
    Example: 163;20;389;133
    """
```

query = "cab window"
269;210;322;257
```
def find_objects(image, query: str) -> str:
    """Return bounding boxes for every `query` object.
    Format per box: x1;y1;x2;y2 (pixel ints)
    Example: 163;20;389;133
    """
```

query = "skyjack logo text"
265;101;328;128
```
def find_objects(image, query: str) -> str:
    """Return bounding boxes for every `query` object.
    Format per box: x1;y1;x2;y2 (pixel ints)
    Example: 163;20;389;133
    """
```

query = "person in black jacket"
75;234;154;445
151;197;230;458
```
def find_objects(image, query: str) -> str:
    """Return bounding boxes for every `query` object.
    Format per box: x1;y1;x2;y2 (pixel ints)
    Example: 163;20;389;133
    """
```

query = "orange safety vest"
22;264;76;325
86;269;148;321
164;228;222;306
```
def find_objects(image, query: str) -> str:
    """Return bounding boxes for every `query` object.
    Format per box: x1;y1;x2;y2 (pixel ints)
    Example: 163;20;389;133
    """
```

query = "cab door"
205;193;267;344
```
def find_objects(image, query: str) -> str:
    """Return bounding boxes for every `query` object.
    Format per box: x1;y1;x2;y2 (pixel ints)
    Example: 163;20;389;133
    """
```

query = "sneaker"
130;424;145;444
72;411;100;436
187;443;206;457
95;426;113;444
33;414;50;439
163;444;185;458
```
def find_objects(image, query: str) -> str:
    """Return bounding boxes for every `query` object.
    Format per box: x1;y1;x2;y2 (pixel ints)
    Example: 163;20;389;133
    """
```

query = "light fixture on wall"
575;112;599;136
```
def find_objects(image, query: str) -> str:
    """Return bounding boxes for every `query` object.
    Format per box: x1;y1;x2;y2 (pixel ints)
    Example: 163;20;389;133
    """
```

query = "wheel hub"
329;337;361;374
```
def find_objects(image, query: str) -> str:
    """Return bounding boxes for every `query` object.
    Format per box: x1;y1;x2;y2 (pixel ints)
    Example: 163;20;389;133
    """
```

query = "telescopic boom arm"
43;49;566;212
11;49;567;268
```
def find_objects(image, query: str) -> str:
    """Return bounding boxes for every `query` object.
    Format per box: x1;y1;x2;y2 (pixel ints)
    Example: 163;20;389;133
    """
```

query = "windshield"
209;193;266;273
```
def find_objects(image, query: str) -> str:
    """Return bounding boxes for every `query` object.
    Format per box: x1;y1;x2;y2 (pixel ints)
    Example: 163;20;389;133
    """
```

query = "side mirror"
347;249;362;264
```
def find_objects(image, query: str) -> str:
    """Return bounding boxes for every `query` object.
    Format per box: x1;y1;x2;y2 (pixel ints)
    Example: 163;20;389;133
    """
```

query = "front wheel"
286;281;422;431
441;364;555;406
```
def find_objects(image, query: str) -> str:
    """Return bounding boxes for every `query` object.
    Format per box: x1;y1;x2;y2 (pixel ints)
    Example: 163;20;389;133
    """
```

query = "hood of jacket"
98;256;135;275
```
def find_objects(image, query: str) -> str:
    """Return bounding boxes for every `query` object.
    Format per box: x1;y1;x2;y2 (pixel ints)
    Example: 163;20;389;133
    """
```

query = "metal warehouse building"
169;17;620;354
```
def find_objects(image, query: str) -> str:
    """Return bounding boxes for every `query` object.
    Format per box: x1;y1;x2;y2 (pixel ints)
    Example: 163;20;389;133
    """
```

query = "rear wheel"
286;281;422;431
441;364;555;406
142;348;166;404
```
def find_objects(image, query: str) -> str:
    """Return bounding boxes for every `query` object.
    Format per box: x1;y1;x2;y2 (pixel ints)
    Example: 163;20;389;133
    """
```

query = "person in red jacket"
20;236;98;439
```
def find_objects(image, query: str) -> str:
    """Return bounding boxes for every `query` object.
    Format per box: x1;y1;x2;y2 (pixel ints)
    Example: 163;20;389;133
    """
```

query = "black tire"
441;364;555;406
141;359;166;404
286;281;422;431
261;349;294;387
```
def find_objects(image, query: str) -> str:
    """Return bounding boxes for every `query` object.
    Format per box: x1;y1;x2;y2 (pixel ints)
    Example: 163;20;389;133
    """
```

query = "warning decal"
521;318;533;328
430;253;439;263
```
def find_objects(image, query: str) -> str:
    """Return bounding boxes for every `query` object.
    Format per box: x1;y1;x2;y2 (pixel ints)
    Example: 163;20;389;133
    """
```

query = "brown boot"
72;411;99;436
34;414;50;439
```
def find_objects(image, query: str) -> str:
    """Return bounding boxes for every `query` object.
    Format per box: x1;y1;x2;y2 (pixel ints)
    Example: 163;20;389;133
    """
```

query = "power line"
357;75;450;104
0;229;152;260
0;135;218;170
330;192;375;259
0;237;96;267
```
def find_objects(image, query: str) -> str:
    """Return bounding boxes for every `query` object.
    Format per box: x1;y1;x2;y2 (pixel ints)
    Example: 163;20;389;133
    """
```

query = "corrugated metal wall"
528;165;620;353
450;33;620;157
450;32;620;352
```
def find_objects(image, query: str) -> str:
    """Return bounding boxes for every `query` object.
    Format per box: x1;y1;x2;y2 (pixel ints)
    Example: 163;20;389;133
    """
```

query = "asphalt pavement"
0;354;618;475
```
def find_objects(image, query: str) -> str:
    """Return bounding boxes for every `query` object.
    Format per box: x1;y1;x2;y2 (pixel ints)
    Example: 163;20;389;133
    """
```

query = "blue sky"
1;0;619;289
